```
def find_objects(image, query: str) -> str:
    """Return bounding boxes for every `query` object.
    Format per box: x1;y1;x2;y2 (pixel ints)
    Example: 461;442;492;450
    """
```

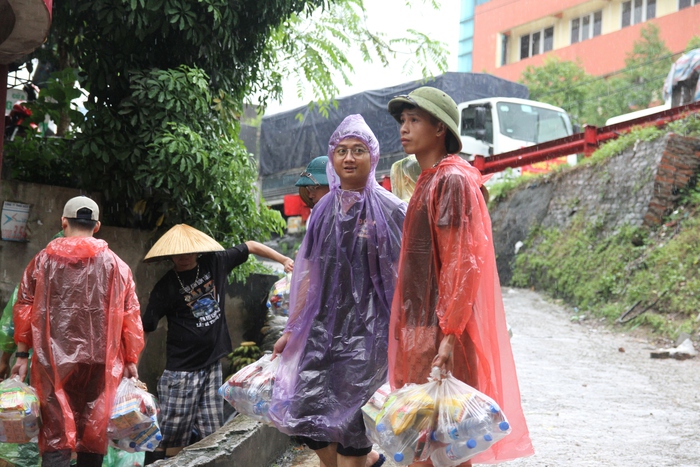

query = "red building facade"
472;0;700;81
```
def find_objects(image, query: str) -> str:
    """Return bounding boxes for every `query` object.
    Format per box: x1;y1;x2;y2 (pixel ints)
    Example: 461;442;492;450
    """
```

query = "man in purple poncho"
270;115;406;467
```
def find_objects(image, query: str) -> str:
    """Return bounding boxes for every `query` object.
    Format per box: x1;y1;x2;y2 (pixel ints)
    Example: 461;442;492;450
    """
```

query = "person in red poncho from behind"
12;196;145;467
386;88;534;466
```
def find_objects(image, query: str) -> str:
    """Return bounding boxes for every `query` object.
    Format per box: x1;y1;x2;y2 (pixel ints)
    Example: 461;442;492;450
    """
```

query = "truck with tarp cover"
258;72;529;207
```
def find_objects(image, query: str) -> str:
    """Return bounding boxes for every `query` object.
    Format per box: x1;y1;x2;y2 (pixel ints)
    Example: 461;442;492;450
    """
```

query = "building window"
571;11;602;44
622;0;656;27
501;34;509;66
520;27;554;60
679;0;699;9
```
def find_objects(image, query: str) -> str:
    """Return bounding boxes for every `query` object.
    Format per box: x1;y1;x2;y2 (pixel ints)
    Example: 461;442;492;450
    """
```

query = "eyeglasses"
334;147;369;158
299;171;320;185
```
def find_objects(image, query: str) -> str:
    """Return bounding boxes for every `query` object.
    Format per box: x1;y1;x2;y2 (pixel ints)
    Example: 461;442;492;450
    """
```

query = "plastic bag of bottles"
267;273;292;316
108;378;162;453
429;370;512;467
362;381;435;465
218;352;278;425
0;376;41;444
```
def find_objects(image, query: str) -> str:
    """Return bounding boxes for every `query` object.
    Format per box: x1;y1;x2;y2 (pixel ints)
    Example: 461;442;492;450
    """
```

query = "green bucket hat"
295;156;329;187
387;86;462;154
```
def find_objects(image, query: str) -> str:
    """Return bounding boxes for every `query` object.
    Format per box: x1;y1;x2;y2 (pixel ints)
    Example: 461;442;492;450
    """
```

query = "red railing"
471;101;700;175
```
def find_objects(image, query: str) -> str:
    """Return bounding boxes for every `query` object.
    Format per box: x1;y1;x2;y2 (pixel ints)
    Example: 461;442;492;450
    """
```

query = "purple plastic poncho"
269;115;406;448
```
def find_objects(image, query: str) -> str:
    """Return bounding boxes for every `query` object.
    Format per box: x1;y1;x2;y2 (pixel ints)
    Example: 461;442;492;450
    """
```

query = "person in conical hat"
141;224;294;464
386;87;534;465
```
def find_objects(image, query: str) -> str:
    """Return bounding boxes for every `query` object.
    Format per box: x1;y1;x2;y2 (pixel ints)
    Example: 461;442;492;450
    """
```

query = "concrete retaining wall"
150;416;291;467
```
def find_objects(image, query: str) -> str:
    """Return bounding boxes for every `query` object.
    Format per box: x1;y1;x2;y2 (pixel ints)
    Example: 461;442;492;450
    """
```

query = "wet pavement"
274;288;700;466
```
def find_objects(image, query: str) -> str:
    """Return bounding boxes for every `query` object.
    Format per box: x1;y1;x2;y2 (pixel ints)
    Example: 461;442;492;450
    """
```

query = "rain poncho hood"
389;155;534;463
270;115;406;448
14;236;144;453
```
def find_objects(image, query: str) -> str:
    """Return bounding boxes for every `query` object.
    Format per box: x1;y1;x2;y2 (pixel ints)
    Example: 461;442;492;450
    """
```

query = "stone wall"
0;179;279;392
490;133;700;284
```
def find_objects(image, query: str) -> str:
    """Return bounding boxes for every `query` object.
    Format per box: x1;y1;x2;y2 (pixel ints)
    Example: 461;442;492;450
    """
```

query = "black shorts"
295;436;372;457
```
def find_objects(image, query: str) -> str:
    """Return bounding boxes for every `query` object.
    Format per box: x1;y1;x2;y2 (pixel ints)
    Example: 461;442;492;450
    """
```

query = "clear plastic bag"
0;376;41;444
267;274;292;317
218;353;278;425
430;370;512;467
108;378;162;453
363;368;512;466
362;381;435;465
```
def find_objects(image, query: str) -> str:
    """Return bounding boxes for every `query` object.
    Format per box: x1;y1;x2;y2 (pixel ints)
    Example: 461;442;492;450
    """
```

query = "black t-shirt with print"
142;245;249;371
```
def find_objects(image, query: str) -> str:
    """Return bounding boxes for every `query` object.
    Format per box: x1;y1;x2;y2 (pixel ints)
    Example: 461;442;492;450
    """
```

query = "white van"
458;97;574;159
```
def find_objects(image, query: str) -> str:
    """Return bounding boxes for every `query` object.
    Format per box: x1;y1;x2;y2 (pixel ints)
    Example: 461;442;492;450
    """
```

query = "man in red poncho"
12;196;145;467
386;87;534;465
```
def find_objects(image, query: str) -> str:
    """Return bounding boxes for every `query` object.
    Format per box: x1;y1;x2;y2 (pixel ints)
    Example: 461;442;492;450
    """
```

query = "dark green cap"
295;156;329;187
387;86;462;154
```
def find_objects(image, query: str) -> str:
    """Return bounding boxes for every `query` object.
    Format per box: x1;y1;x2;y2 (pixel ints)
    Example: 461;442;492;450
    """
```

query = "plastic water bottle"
451;412;491;441
23;408;40;438
375;423;416;465
430;440;478;467
431;422;465;443
253;400;269;416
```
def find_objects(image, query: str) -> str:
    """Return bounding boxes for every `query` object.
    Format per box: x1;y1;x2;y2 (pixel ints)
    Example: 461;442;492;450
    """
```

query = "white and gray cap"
62;196;99;221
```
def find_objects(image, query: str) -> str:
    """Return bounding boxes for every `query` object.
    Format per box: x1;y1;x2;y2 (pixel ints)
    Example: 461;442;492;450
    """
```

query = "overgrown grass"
512;197;700;340
584;124;665;165
508;116;700;339
486;169;539;204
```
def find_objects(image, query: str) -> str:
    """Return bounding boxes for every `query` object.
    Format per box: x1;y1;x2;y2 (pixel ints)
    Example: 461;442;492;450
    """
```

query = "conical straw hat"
144;224;224;262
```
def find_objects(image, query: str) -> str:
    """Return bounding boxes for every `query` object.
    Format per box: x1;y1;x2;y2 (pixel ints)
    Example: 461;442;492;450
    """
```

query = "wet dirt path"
276;288;700;466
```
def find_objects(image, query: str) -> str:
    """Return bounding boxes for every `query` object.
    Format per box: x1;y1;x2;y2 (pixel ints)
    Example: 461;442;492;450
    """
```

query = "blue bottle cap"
430;431;438;441
129;441;136;448
490;404;500;413
449;427;459;439
467;439;477;449
155;433;163;441
394;452;404;462
499;421;510;431
484;434;493;442
376;423;386;432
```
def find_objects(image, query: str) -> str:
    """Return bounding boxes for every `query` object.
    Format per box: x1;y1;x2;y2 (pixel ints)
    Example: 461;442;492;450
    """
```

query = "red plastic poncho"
14;236;144;454
388;155;534;463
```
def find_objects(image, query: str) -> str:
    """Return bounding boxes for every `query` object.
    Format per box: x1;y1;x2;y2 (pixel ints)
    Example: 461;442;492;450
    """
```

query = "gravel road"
275;288;700;467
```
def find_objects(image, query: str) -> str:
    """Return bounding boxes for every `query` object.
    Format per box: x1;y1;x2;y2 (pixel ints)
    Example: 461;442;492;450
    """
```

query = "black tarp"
259;72;528;176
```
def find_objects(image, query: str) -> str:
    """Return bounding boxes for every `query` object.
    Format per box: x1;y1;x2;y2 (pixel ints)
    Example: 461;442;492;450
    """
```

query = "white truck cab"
458;97;574;158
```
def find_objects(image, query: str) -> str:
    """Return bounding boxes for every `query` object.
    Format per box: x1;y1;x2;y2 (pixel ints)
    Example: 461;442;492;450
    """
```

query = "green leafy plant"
6;0;448;276
227;341;262;375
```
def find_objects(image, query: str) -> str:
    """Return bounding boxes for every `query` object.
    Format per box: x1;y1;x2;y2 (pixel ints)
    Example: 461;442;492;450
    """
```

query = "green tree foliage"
685;35;700;52
519;24;676;127
262;0;447;116
520;57;590;124
621;24;672;109
5;68;84;185
6;0;447;252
